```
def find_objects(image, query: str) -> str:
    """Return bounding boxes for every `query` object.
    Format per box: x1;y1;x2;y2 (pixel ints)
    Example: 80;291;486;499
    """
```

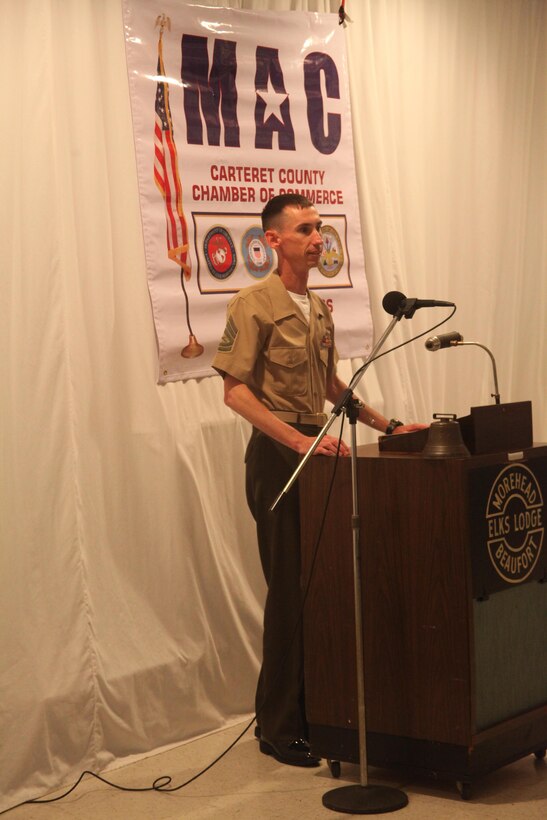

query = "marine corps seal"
203;227;237;280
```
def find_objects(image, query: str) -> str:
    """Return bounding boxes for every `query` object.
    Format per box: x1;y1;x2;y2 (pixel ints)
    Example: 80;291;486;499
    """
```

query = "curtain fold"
1;0;545;809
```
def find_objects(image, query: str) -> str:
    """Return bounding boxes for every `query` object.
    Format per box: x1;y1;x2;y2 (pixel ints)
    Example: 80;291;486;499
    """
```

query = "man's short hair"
261;194;314;231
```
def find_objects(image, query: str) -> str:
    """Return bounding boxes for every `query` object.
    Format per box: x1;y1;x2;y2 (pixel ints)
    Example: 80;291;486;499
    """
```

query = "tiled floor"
7;720;547;818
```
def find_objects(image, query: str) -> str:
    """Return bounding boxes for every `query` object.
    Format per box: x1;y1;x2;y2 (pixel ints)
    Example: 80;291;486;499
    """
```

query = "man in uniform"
213;194;420;767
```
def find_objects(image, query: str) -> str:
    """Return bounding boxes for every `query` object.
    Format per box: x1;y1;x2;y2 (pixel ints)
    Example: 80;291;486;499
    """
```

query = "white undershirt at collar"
287;290;310;323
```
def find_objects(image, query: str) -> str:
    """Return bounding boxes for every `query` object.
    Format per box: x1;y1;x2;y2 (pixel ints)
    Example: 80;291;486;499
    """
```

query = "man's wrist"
385;418;404;435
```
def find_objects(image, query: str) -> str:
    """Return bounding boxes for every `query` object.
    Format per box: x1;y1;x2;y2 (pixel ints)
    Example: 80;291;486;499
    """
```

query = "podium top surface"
377;401;533;458
357;441;547;466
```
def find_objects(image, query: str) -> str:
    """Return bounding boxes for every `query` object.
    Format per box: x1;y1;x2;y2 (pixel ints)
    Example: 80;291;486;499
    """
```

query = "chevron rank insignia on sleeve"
217;315;238;352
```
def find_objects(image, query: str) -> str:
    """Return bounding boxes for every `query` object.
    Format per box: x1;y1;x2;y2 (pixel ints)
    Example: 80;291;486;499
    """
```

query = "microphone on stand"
382;291;455;319
425;331;464;350
425;332;501;405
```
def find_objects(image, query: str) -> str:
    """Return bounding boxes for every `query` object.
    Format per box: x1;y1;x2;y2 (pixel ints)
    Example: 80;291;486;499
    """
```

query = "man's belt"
271;409;328;427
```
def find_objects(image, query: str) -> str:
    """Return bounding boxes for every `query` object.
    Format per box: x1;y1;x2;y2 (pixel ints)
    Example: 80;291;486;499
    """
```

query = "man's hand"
393;423;429;435
296;433;350;457
223;375;350;455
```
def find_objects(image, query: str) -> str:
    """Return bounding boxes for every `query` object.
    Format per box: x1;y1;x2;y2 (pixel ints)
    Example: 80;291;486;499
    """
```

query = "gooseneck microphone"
382;290;455;318
425;332;501;404
425;331;463;350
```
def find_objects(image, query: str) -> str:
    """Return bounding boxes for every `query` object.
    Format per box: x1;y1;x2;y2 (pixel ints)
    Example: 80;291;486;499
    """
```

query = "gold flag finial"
155;14;171;33
181;335;204;359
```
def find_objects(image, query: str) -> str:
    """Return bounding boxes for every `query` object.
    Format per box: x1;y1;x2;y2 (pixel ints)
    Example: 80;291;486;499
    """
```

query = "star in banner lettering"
256;84;288;125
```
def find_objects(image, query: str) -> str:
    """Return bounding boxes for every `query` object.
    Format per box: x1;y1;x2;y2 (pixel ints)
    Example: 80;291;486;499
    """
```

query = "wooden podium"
299;410;547;798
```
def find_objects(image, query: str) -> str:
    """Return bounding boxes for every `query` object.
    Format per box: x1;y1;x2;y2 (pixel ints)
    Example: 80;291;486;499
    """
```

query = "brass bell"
422;413;470;458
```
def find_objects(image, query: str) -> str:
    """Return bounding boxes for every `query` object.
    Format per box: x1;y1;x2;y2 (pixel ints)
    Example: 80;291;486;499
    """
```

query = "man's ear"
264;229;280;249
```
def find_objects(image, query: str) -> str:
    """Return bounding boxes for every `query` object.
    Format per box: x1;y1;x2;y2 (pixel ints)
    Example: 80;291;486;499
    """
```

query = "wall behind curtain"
0;0;545;810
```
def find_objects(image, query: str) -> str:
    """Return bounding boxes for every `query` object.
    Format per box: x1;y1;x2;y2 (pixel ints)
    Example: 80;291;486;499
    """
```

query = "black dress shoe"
255;724;310;742
259;737;321;767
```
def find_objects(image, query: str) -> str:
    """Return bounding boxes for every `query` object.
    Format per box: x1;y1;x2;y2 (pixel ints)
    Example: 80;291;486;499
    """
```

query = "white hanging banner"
123;1;373;382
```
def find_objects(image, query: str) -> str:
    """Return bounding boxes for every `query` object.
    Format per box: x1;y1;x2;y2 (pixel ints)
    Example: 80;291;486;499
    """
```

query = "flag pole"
154;15;203;360
180;268;204;358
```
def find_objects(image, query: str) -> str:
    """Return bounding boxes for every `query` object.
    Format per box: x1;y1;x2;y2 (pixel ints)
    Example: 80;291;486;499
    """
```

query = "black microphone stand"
271;309;409;815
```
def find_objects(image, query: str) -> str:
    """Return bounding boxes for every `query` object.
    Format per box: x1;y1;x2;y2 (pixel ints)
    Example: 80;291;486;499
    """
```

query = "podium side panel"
301;458;357;731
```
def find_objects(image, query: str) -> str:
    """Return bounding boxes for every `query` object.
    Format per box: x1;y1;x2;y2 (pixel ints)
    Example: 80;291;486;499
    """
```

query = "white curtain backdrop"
1;0;545;810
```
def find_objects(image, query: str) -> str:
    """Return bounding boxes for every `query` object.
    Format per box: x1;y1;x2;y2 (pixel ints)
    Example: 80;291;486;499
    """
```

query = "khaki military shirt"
212;271;338;415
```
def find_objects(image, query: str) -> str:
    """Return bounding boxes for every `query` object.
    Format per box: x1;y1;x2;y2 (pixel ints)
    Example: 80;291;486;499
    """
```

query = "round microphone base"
322;784;408;814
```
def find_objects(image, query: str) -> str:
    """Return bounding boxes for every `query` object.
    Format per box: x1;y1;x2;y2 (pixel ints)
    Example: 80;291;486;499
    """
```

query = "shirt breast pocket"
267;346;308;396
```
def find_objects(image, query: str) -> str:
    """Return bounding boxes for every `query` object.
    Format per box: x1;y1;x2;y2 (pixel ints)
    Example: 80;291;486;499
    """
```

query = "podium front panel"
300;444;547;778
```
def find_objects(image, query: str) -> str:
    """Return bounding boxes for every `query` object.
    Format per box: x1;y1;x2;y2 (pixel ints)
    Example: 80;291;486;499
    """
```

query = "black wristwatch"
385;418;404;435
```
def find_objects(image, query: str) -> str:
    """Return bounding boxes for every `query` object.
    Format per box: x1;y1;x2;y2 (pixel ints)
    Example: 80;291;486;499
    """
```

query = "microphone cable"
348;303;457;393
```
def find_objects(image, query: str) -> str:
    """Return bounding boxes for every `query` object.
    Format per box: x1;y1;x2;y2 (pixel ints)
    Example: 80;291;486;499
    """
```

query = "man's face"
266;206;323;271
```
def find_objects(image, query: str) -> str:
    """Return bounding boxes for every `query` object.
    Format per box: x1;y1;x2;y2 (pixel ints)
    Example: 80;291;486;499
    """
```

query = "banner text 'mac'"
181;36;342;155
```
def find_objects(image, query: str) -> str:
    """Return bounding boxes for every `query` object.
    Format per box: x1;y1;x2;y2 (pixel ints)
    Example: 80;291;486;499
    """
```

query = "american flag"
154;33;191;279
